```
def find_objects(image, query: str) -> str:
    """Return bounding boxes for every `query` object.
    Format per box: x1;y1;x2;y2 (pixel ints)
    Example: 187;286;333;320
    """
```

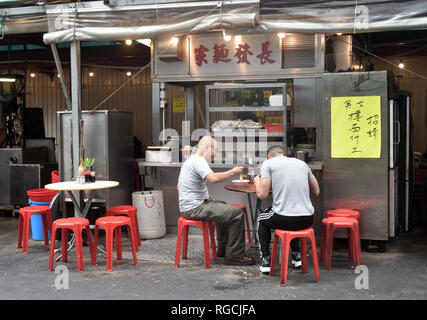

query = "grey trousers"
181;200;246;258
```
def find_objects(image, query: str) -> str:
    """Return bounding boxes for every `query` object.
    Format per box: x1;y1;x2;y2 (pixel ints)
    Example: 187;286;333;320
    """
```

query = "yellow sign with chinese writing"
331;96;381;158
172;98;186;113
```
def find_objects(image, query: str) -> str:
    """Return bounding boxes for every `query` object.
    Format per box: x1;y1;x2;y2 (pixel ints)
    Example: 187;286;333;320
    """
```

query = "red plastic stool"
175;216;216;269
107;205;141;250
94;216;138;271
325;209;361;261
18;206;52;253
229;203;252;244
48;218;95;272
270;228;320;287
320;217;361;270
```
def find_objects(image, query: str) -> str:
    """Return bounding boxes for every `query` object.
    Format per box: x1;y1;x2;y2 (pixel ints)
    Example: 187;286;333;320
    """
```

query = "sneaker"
291;252;301;268
259;257;271;274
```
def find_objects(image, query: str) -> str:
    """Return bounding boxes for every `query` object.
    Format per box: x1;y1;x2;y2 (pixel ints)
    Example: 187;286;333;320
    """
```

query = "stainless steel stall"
57;110;134;210
140;31;412;248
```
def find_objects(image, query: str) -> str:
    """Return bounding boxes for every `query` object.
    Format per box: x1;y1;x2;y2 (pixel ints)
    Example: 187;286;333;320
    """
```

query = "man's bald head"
197;136;217;161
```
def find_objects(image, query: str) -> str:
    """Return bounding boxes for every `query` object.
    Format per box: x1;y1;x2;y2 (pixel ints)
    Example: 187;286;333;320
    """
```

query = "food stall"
140;31;412;251
140;32;325;236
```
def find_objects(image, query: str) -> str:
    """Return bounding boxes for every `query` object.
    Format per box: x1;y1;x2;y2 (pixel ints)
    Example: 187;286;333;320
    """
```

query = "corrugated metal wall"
25;66;152;153
372;56;427;153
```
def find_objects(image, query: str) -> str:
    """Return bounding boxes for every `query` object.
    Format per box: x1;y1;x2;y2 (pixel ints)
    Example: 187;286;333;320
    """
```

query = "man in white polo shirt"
178;136;255;266
254;145;320;273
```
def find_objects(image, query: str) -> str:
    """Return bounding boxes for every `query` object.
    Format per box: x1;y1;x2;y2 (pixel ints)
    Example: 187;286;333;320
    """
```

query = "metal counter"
138;160;323;236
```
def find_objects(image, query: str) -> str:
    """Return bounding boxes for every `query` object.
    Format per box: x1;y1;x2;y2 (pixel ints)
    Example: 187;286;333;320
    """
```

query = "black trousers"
258;209;314;258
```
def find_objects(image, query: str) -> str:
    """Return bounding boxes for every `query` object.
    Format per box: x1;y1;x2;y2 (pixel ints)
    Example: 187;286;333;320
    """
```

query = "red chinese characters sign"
194;41;276;67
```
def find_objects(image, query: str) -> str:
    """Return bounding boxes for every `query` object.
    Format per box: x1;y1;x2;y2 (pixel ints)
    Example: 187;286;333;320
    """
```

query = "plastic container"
27;188;58;203
51;170;59;183
264;123;283;132
296;144;316;160
28;199;51;241
132;190;166;239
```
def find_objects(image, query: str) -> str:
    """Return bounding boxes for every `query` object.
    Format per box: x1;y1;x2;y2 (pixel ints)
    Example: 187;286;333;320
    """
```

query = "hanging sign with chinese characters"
331;96;381;158
190;33;280;76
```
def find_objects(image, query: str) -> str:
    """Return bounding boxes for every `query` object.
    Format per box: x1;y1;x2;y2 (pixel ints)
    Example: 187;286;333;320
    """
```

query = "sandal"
224;255;255;266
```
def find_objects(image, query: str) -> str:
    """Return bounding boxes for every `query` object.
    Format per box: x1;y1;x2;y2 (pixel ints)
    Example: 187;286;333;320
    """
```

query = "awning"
1;0;427;43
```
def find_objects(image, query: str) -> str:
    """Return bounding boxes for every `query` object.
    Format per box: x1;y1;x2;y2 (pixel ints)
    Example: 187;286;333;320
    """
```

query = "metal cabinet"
205;83;293;162
57;110;133;208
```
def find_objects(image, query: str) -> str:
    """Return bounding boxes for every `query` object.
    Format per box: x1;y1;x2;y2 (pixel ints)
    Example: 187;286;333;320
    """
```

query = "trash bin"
27;189;57;241
132;190;166;239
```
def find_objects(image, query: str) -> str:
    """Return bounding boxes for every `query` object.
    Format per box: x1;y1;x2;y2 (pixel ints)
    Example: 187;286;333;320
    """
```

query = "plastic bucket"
132;190;166;239
28;199;51;241
27;188;58;203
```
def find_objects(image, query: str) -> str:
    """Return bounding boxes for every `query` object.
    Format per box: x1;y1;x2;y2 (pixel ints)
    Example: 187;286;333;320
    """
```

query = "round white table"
45;180;119;219
45;180;119;259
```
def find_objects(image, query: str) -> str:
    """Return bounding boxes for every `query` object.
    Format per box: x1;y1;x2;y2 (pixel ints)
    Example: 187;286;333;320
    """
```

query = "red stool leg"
127;222;138;266
209;221;217;261
325;223;334;270
320;222;326;262
74;225;84;272
280;234;291;286
182;225;189;259
132;212;141;246
201;222;211;268
85;225;96;265
22;214;31;254
46;209;53;235
115;227;123;260
93;225;99;265
105;226;114;271
41;213;49;245
17;213;23;249
270;233;279;276
309;230;320;283
175;220;183;268
348;227;355;261
61;229;68;262
352;223;362;266
242;207;252;244
48;225;58;271
300;237;308;274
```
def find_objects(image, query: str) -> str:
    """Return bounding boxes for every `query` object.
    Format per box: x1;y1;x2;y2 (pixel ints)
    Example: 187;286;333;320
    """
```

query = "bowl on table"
232;179;250;187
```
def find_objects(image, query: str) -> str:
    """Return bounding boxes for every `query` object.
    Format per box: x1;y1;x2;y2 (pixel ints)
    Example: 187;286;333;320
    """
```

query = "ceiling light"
126;71;132;77
136;39;151;47
170;37;179;45
398;61;405;69
223;30;231;41
30;73;36;78
277;33;286;39
89;72;94;77
125;39;133;46
336;33;343;36
0;76;16;82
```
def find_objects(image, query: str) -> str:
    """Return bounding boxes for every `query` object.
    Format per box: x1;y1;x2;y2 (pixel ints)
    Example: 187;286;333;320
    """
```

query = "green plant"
81;157;95;166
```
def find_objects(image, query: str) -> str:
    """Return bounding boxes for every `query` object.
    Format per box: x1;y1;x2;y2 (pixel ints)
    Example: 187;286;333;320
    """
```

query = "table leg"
247;193;262;248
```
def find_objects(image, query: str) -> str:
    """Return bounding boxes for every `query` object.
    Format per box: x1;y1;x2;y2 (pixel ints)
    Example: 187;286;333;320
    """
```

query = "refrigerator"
321;71;411;246
57;110;134;209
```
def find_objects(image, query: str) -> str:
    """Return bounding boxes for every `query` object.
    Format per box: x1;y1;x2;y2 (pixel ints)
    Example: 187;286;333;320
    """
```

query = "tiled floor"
122;233;263;271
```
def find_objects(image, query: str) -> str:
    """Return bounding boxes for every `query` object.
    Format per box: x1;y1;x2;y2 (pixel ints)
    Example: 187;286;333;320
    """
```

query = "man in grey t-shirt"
254;145;320;273
177;136;255;265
